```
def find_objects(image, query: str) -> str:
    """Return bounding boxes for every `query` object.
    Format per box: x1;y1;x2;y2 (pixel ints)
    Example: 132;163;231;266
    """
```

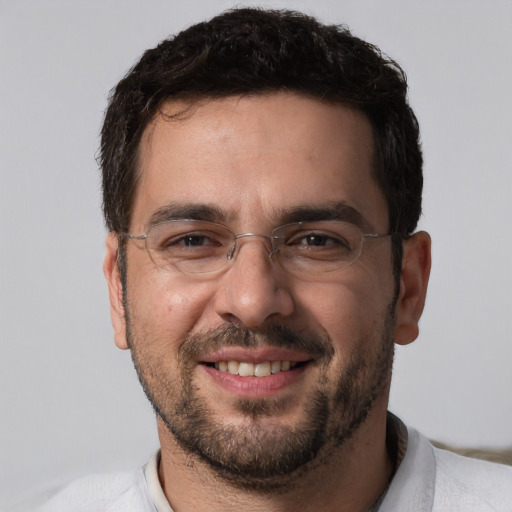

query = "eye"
298;234;340;247
172;233;216;247
161;231;222;250
288;231;350;250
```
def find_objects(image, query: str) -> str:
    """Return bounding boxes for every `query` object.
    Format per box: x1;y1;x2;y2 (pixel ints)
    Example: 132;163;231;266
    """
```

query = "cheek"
300;269;394;357
127;268;217;342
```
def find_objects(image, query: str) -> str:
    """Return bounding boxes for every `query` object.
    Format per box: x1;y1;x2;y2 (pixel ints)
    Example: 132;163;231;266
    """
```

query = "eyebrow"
147;202;227;227
146;200;372;231
278;202;371;231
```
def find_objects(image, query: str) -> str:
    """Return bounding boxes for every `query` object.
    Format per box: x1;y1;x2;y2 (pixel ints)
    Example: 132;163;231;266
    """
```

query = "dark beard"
127;312;395;491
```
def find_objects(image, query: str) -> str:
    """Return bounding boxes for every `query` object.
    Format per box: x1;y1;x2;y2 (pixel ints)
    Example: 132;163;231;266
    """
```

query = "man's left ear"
394;231;431;345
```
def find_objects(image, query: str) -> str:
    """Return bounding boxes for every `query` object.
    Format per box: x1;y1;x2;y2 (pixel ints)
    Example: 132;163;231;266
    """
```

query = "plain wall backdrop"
1;0;511;507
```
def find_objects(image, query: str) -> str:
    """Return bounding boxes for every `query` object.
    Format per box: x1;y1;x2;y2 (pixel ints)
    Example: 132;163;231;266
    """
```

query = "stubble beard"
126;308;396;491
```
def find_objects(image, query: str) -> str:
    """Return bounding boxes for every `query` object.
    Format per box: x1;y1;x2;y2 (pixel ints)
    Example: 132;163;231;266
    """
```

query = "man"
29;7;512;512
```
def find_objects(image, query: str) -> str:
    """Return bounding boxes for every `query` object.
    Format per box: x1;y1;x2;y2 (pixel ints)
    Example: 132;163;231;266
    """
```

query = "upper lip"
201;347;313;364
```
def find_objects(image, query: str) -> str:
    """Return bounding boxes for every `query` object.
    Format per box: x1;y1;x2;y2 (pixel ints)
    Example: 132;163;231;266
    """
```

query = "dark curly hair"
100;7;422;274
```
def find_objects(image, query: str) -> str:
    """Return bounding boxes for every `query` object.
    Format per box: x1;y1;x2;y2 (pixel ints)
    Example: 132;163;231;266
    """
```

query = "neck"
156;404;393;512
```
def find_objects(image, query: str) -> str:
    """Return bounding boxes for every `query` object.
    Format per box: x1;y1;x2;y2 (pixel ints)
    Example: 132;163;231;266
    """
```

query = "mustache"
179;324;334;362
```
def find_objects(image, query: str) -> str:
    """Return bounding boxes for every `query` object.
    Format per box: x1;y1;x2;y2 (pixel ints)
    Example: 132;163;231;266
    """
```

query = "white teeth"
254;362;271;377
238;362;254;377
215;360;296;377
227;361;240;375
271;361;282;374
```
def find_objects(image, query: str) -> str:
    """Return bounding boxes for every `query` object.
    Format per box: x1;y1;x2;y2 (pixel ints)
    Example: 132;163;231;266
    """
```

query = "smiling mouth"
203;360;308;377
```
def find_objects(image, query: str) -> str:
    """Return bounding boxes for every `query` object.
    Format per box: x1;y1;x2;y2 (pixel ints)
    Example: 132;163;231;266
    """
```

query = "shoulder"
432;444;512;510
9;469;155;512
381;421;512;512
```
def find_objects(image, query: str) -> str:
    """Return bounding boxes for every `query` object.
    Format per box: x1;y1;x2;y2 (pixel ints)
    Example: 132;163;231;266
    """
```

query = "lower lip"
201;364;307;398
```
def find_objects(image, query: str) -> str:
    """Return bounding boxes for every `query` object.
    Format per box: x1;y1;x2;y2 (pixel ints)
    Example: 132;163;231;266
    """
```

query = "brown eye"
287;232;350;250
302;234;333;246
177;234;213;247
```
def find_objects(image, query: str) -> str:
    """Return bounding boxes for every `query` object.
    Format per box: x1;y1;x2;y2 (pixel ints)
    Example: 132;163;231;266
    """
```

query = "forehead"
132;93;387;232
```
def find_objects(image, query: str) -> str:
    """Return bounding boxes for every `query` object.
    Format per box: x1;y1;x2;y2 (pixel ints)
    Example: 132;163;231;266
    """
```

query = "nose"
214;237;295;328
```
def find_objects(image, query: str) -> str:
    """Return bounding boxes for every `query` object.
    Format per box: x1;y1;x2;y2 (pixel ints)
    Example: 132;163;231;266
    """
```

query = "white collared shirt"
10;421;512;511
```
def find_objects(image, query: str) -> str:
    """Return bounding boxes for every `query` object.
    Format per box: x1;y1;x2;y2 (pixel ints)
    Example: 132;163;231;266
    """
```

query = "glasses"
125;219;390;276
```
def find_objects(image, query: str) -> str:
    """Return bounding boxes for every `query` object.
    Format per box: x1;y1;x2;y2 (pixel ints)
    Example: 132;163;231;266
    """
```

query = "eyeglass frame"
123;218;393;276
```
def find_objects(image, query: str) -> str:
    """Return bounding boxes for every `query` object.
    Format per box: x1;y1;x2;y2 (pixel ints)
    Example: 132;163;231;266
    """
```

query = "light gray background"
1;0;511;507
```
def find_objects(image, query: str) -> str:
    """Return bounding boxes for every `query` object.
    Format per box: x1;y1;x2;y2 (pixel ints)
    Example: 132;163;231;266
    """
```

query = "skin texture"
104;93;431;512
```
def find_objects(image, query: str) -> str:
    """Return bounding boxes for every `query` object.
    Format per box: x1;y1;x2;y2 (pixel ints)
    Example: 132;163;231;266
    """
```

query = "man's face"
107;93;405;487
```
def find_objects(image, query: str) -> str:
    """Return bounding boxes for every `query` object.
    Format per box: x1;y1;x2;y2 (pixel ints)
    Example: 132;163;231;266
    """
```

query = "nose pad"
227;244;236;261
268;248;280;262
228;234;274;263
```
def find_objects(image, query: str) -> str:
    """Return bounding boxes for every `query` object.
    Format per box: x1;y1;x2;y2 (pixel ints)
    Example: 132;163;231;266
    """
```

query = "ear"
394;231;431;345
103;233;129;350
